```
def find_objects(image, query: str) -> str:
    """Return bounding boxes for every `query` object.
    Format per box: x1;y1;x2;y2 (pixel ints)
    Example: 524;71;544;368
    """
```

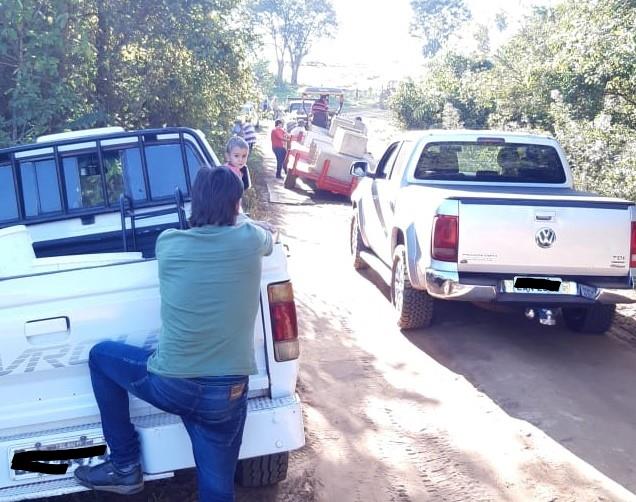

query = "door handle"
24;316;70;346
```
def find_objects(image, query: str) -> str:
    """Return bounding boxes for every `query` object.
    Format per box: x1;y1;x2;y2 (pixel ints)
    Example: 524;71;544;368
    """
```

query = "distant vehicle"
284;98;312;131
350;129;636;334
239;102;260;129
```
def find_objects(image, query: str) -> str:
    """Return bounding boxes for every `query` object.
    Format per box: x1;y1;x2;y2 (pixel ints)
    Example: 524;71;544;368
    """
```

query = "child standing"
224;136;251;190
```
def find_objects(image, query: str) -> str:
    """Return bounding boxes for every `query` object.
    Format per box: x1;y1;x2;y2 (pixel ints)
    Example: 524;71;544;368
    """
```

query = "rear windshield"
288;102;309;113
413;142;566;183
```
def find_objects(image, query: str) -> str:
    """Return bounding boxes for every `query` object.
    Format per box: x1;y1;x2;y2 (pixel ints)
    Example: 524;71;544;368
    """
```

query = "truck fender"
392;224;426;289
353;203;371;249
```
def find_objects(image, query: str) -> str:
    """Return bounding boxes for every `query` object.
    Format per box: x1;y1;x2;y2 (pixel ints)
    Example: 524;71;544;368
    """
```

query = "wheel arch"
392;224;425;289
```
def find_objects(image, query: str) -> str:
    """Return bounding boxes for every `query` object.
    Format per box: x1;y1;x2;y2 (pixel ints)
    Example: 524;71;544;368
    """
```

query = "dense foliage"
391;0;636;201
0;0;257;150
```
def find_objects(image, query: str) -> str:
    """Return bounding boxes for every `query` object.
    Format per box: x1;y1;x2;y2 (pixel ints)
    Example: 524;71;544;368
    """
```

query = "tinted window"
62;151;105;209
102;148;146;203
145;143;187;199
289;103;309;113
376;142;400;179
0;164;18;222
413;142;566;183
20;158;62;217
388;141;412;180
185;143;205;190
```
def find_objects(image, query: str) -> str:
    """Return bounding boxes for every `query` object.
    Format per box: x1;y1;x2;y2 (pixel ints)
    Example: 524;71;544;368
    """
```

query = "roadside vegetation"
0;0;259;151
391;0;636;201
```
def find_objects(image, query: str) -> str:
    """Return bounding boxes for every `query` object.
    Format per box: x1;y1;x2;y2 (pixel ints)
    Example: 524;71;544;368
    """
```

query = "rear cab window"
0;128;215;226
413;142;566;183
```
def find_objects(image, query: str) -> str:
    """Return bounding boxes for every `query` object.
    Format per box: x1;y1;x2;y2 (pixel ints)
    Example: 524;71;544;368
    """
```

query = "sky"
283;0;557;89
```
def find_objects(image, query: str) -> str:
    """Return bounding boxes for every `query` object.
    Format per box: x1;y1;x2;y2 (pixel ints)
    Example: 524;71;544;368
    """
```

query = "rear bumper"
425;268;636;305
0;394;305;502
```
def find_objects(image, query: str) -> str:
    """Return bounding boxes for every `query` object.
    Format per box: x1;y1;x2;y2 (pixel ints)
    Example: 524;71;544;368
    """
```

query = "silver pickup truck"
349;129;636;334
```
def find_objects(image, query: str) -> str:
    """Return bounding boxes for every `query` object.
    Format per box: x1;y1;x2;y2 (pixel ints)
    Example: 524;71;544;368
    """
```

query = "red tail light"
631;221;636;268
432;214;458;262
268;281;299;362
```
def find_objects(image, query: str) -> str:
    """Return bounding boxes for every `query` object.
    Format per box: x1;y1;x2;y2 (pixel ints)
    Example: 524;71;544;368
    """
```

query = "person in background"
223;136;251;190
354;116;368;136
74;167;275;501
271;119;289;179
242;118;257;153
270;96;281;120
310;95;329;128
231;119;243;137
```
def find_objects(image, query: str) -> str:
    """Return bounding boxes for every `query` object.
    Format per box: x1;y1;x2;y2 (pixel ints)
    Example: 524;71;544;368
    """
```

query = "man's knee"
88;341;123;370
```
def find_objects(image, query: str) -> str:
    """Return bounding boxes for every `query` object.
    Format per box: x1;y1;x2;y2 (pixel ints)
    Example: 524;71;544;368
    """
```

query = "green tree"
0;0;258;150
0;0;92;144
409;0;471;57
251;0;337;85
286;0;336;85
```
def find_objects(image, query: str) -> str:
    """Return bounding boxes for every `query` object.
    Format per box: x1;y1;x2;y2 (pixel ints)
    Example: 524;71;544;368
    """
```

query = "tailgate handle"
24;316;70;346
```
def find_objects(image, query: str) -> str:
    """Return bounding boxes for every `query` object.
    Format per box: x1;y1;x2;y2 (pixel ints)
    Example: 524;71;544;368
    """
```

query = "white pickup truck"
350;129;636;333
0;128;304;501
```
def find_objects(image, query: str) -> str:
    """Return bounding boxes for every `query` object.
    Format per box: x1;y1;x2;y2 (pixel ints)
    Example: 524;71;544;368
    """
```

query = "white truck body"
351;129;635;331
0;128;304;501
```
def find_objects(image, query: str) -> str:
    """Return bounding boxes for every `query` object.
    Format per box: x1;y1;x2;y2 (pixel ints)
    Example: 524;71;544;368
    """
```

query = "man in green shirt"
75;167;274;501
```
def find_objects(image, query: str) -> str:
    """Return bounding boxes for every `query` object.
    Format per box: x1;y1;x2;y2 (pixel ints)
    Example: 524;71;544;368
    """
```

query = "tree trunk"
95;0;110;124
290;59;300;86
276;58;285;84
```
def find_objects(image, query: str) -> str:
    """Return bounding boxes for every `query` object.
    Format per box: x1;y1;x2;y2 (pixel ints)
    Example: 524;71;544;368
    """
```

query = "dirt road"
247;121;636;501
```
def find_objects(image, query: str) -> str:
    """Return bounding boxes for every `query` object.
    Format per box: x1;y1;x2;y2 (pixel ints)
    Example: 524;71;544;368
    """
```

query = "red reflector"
270;302;298;342
432;215;458;262
630;221;636;268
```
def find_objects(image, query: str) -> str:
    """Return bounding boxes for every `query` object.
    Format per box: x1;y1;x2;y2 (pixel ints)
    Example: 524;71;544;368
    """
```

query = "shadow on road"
356;264;636;492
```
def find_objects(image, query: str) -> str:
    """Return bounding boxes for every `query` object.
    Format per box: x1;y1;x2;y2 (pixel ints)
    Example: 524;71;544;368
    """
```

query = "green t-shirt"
147;219;273;378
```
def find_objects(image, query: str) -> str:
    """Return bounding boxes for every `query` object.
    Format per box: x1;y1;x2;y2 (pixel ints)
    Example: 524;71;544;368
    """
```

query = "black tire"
350;213;368;270
391;245;434;329
235;452;289;487
562;304;615;335
283;171;297;189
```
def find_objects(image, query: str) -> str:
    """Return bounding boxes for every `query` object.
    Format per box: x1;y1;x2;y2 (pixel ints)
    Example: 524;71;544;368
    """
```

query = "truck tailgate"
0;259;270;432
457;198;633;276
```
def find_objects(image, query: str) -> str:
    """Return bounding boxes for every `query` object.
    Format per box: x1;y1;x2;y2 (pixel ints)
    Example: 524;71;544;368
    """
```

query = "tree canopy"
409;0;471;57
391;0;636;201
0;0;258;150
251;0;336;85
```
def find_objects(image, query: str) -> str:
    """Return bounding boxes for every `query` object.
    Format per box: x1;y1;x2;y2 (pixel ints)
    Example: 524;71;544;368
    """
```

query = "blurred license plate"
9;433;107;481
503;277;576;295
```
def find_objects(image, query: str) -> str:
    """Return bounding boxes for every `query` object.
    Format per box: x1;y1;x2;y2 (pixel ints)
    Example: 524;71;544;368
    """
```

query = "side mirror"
350;161;369;178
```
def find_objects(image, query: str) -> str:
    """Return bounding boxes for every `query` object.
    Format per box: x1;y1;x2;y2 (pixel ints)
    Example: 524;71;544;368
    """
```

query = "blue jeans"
273;146;287;176
88;341;248;502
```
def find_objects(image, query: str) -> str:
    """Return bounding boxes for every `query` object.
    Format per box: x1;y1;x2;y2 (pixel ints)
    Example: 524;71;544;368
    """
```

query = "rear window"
413;142;566;183
288;102;309;113
0;163;18;222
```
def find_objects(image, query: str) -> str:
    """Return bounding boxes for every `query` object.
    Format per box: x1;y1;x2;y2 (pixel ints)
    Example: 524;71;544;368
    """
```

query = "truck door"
367;142;403;264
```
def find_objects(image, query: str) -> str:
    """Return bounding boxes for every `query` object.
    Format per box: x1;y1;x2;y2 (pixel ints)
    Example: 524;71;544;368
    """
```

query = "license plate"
502;276;577;295
9;433;108;481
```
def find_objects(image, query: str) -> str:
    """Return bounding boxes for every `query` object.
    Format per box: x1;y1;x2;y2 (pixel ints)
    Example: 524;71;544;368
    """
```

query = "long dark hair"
189;167;243;227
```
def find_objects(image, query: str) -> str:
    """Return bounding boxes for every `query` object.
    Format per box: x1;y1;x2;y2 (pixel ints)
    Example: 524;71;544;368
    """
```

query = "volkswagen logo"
535;228;556;248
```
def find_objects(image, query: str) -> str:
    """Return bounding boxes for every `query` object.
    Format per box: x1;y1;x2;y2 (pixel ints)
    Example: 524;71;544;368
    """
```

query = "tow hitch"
525;307;557;326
